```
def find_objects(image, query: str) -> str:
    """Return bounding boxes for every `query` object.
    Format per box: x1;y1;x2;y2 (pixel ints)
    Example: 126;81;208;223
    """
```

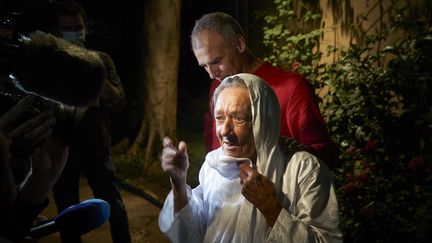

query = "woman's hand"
161;136;189;213
161;136;189;186
239;163;283;226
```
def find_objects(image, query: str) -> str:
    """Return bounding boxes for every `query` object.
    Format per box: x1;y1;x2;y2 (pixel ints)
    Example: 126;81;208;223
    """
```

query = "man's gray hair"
191;12;247;50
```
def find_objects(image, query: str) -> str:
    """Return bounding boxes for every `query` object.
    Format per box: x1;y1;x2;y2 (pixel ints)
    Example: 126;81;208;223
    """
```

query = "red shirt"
204;63;338;168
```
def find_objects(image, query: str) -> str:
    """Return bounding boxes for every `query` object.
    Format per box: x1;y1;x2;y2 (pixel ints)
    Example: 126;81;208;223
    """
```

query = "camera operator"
0;95;69;242
1;1;115;241
25;1;132;243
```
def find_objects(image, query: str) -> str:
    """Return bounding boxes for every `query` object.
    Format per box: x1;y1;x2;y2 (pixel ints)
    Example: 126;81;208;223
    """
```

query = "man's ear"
236;35;247;53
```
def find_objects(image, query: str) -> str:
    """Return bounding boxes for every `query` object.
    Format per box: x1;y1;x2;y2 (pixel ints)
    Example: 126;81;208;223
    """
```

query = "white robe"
159;73;343;242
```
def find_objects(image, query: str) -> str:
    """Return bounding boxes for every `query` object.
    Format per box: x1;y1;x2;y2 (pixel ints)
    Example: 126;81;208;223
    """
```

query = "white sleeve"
266;153;343;243
158;184;207;243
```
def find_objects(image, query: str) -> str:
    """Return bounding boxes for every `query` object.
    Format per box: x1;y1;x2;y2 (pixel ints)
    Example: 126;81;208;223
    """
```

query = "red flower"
345;146;356;156
408;156;425;171
364;140;377;152
355;148;364;155
360;206;374;219
356;173;369;183
291;61;301;72
343;182;357;194
345;172;354;181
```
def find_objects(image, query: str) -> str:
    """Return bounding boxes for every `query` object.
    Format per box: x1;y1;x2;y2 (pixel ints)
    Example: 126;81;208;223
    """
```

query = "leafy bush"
261;0;432;241
321;29;432;242
262;0;323;83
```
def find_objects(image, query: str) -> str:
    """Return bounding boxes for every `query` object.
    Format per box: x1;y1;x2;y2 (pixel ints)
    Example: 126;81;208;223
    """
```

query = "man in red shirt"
191;12;338;168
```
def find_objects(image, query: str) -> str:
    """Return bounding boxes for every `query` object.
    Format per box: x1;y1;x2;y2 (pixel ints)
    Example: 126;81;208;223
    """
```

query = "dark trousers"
52;148;131;243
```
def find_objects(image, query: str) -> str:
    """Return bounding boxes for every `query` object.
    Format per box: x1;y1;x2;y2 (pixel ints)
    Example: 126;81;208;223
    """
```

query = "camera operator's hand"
99;79;126;111
17;136;68;204
0;95;56;151
0;131;16;204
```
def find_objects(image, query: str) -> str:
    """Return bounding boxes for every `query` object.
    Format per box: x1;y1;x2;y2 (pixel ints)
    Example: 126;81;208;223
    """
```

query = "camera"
0;76;86;145
0;11;105;145
0;15;83;145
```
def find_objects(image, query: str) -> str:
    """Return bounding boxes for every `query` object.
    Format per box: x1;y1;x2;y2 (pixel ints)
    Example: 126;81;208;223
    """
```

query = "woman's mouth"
223;142;240;152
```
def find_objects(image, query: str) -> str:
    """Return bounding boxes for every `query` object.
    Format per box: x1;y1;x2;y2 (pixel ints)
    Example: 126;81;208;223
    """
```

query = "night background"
75;0;265;146
2;0;263;142
16;0;263;144
1;0;432;242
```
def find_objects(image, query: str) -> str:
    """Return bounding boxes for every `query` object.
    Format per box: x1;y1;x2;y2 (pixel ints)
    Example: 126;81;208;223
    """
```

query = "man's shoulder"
94;51;115;67
254;63;306;85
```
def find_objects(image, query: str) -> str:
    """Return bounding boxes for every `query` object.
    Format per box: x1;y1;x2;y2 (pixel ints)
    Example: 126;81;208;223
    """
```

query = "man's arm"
97;52;126;111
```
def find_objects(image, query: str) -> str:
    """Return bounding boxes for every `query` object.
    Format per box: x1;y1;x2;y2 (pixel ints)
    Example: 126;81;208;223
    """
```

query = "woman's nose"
219;119;233;136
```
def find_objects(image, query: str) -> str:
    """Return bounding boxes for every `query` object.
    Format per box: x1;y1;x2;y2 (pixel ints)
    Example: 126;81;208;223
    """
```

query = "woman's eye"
215;115;225;123
233;116;245;124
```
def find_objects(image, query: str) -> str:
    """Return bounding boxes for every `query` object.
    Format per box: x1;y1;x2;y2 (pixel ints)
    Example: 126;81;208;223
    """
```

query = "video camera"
0;81;86;144
0;12;106;145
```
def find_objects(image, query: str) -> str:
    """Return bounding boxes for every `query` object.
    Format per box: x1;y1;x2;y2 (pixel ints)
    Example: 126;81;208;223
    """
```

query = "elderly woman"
159;73;342;242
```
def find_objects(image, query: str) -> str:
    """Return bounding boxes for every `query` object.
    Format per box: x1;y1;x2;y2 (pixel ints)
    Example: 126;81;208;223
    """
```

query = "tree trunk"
127;0;181;171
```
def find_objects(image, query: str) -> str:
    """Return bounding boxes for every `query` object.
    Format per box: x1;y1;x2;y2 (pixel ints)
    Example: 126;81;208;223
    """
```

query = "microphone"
29;198;110;239
8;31;106;107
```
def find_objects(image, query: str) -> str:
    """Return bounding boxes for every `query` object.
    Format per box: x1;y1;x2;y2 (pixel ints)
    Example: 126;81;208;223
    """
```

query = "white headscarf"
213;73;285;177
213;73;288;241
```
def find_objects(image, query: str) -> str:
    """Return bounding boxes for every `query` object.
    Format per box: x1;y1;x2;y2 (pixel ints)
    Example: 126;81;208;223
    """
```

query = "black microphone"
6;31;106;107
29;198;110;239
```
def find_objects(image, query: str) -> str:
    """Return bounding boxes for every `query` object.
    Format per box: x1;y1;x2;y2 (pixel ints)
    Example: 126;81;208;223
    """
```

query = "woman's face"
214;87;256;162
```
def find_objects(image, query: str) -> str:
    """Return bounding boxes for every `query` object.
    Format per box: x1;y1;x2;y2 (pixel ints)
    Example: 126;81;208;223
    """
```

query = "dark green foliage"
322;29;432;242
262;0;323;84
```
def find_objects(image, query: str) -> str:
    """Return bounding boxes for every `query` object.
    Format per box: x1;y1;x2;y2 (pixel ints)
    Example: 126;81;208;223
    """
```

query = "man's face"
57;14;85;32
192;29;245;81
56;14;86;46
215;87;256;161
